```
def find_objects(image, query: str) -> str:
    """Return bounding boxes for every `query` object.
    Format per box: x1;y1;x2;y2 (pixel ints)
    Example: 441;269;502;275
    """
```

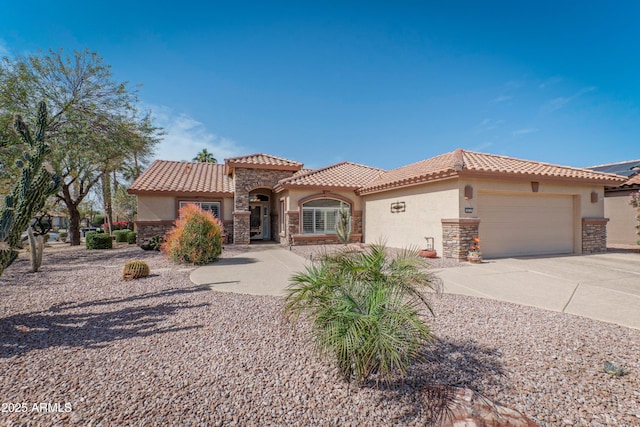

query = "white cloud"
543;86;597;113
492;95;512;103
144;104;245;162
512;128;539;136
538;76;563;89
476;118;505;132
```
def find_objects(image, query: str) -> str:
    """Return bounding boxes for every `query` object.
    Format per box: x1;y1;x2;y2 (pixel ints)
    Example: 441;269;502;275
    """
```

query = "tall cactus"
0;101;62;276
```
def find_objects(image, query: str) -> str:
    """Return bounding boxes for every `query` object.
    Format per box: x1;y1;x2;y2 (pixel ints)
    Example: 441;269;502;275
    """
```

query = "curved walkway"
191;244;640;329
190;244;308;296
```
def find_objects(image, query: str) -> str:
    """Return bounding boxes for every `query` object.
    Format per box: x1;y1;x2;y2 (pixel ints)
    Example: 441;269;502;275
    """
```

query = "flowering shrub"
469;236;481;255
161;204;223;264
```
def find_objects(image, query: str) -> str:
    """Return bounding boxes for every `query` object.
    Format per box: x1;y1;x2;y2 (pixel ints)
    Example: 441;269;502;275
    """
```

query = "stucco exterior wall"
605;191;638;245
286;189;363;210
362;179;459;254
457;178;605;219
137;196;176;221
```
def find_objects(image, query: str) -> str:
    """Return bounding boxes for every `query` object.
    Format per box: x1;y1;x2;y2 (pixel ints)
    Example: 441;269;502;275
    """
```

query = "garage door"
478;193;574;258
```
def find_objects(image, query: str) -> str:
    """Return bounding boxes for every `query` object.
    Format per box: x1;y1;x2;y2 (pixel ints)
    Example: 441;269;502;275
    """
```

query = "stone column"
233;211;251;245
286;211;300;245
582;218;608;254
441;218;480;260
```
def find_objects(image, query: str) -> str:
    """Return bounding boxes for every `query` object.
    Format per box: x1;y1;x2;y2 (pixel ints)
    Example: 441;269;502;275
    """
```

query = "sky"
1;1;639;171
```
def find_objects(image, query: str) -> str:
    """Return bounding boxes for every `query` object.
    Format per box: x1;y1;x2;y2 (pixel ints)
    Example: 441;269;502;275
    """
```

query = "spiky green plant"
284;242;441;384
0;102;61;276
26;227;45;272
335;205;352;244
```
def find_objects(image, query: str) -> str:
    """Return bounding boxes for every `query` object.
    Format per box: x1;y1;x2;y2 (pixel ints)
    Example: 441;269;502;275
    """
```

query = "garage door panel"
478;193;574;258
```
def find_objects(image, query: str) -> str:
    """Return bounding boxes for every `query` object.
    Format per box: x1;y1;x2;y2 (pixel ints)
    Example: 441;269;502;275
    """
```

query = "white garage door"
478;193;575;258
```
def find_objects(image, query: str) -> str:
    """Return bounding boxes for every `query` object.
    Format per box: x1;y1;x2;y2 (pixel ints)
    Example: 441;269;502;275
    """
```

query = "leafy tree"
0;48;160;245
284;243;441;384
193;148;217;163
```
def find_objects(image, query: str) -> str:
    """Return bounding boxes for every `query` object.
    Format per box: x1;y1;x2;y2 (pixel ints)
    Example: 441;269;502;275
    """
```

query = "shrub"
85;231;98;249
141;235;164;251
91;214;105;227
284;243;441;384
161;204;223;264
122;260;150;280
113;229;130;242
86;233;113;249
126;231;137;244
58;231;68;241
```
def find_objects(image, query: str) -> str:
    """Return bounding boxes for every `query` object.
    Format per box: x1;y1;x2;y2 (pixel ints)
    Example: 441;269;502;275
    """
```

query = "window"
179;201;221;219
301;199;350;234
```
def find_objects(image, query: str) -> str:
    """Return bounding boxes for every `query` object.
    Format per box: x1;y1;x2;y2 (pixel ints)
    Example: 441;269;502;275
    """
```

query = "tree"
193;148;217;163
0;102;61;276
0;49;161;245
284;243;441;384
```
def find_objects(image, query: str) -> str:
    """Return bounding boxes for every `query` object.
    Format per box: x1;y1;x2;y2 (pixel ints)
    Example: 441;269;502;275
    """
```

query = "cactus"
122;260;150;281
0;101;62;276
27;227;44;272
335;206;352;244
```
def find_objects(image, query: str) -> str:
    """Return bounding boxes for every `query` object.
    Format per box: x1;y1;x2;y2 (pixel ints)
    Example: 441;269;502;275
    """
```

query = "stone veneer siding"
441;218;480;260
233;167;297;244
135;221;174;244
284;211;300;245
582;218;608;254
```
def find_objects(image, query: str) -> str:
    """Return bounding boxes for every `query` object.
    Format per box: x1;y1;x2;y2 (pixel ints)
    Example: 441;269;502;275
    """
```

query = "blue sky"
1;1;639;170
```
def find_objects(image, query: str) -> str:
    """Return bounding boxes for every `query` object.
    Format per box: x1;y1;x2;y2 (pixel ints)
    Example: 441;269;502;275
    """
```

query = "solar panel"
589;160;640;177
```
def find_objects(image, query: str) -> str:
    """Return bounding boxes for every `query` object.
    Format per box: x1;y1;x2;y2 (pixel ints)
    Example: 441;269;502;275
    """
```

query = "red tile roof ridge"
224;152;303;166
462;149;626;179
279;161;383;184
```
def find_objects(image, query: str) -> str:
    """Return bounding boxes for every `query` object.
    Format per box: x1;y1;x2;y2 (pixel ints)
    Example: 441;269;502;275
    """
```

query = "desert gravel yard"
1;245;639;426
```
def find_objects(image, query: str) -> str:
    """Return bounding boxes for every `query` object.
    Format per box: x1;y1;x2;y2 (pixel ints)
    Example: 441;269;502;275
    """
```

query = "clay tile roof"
359;149;626;195
225;153;303;171
127;160;233;195
277;161;384;190
625;173;640;186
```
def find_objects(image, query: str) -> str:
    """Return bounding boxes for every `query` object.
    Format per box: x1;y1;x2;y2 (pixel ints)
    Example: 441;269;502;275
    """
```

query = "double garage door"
478;193;575;258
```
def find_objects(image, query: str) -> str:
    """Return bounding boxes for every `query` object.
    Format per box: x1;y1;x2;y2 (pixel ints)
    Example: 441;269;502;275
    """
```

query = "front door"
250;205;263;240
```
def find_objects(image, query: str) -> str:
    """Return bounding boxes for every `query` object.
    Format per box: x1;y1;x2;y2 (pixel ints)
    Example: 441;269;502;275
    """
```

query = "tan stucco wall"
137;196;176;221
457;178;605;219
362;179;459;254
137;195;234;222
286;189;363;210
605;192;638;245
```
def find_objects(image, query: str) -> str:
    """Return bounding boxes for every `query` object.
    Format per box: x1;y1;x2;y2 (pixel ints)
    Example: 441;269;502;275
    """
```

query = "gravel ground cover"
0;244;639;426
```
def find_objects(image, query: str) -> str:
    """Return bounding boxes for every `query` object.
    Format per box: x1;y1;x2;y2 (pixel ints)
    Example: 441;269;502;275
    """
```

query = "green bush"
284;243;440;384
126;231;137;244
86;233;113;249
161;204;223;264
141;235;164;251
91;215;105;228
114;229;130;242
85;231;98;249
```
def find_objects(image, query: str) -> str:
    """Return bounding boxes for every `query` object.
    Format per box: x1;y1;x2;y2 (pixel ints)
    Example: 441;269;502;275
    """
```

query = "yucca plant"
284;242;440;384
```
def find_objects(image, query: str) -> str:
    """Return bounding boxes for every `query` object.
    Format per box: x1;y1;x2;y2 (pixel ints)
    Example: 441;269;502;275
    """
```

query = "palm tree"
193;148;217;163
284;242;441;384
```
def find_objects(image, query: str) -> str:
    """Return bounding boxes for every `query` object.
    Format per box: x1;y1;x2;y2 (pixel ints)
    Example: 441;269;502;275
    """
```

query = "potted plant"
418;237;438;258
468;237;483;263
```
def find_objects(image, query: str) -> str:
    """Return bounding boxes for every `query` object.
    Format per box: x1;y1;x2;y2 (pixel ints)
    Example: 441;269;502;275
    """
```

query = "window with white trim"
301;199;350;234
179;201;221;219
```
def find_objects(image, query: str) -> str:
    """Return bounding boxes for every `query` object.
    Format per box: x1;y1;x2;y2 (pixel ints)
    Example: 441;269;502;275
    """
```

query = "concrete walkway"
190;244;308;296
435;252;640;330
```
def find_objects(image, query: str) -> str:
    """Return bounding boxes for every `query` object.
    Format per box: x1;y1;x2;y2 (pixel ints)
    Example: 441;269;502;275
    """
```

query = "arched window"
301;199;350;234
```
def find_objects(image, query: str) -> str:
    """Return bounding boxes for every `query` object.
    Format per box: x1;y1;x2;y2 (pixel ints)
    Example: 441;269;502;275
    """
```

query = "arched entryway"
249;191;271;240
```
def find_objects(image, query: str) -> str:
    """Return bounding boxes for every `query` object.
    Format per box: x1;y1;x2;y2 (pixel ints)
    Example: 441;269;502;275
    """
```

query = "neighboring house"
128;149;625;259
587;160;640;246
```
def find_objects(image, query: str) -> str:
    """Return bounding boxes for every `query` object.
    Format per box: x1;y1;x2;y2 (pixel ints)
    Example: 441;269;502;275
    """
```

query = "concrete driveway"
435;252;640;330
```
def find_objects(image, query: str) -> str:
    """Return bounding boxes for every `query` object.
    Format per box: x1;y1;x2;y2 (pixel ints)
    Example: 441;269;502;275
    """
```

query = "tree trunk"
69;206;82;246
102;172;113;233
